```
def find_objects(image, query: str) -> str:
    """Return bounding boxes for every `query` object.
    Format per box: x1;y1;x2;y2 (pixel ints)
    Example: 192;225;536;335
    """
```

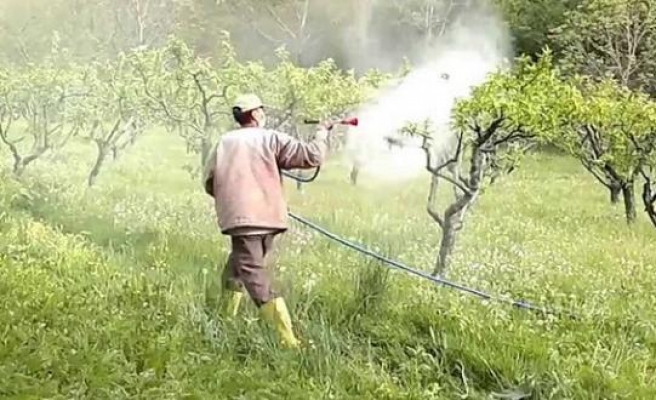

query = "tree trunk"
622;181;637;224
610;182;622;203
12;153;40;178
429;144;483;276
200;136;213;172
641;179;656;228
433;217;457;276
350;164;360;186
88;142;108;187
12;156;23;177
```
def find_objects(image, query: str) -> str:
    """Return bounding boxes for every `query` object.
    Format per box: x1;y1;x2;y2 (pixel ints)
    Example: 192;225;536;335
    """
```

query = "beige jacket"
203;127;327;235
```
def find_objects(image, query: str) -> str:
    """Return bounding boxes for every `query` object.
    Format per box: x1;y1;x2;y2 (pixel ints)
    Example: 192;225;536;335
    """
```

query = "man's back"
205;127;327;234
206;92;331;349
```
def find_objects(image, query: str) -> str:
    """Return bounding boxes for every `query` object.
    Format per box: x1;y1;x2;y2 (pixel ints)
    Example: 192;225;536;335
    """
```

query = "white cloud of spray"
342;1;513;184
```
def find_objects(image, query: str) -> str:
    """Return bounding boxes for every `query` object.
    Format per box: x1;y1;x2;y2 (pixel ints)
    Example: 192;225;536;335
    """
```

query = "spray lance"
302;116;359;127
281;116;359;183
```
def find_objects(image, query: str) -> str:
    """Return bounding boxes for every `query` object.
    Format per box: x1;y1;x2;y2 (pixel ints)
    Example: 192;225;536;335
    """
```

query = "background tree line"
0;0;582;71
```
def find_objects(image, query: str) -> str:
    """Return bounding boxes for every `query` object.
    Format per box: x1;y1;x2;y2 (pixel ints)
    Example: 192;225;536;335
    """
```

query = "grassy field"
1;130;656;399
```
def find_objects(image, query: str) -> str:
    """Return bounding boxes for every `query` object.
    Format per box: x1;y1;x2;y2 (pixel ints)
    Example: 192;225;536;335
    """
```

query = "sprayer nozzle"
343;117;358;126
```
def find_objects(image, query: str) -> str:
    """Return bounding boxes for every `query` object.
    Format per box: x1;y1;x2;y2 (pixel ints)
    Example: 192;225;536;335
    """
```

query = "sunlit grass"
1;130;656;398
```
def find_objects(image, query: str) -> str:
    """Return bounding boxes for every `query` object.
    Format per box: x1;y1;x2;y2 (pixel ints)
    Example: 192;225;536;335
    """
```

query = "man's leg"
221;244;245;317
232;233;300;348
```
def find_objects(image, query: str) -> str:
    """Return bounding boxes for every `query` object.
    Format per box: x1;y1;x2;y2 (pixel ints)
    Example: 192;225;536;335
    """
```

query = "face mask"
255;108;267;128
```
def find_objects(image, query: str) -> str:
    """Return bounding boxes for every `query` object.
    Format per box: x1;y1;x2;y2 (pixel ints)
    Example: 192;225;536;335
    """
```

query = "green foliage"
448;50;568;178
493;0;582;57
75;53;152;186
450;46;656;224
549;77;656;180
129;36;235;168
399;52;564;145
453;51;566;138
0;52;154;183
536;72;656;224
262;47;380;130
79;55;149;144
130;34;383;166
453;48;656;216
0;61;86;175
1;33;383;183
551;0;656;92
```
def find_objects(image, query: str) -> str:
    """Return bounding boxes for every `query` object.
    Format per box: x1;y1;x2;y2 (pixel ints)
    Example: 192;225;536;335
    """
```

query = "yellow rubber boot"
260;297;300;348
224;290;244;317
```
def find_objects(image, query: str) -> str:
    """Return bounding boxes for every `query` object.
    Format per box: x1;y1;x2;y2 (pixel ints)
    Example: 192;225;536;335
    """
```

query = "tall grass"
1;131;655;399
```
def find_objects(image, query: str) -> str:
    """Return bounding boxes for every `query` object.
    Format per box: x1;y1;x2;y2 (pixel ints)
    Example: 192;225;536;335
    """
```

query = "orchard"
2;0;656;398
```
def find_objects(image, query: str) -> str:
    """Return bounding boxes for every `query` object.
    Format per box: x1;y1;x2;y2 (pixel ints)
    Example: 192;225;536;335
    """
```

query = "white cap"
233;93;263;112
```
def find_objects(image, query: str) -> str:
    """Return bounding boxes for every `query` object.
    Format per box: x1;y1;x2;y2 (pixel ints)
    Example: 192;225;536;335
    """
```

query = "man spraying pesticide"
203;93;335;348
